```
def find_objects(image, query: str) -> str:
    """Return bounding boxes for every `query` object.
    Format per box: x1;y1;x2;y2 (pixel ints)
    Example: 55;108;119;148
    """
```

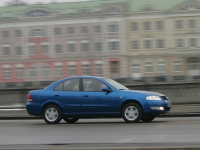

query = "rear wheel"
43;105;62;124
63;117;79;124
141;115;155;122
122;103;142;123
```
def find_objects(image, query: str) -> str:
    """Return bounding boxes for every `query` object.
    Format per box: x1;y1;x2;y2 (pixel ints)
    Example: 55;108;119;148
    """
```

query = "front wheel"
43;105;62;124
63;117;79;124
122;103;142;123
141;115;155;122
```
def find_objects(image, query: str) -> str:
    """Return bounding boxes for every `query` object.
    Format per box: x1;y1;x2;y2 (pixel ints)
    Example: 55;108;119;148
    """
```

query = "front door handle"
83;95;88;97
55;95;59;96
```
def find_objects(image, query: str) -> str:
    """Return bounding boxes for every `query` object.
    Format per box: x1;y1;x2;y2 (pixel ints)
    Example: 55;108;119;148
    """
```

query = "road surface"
1;117;200;149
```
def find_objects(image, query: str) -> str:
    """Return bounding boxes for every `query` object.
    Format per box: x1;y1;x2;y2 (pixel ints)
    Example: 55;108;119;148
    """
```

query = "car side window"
54;82;63;91
83;78;108;92
63;78;80;91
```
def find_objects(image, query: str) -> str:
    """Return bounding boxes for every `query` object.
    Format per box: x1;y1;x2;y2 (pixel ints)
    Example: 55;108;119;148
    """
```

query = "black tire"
122;103;142;123
63;117;79;124
141;115;155;122
43;104;62;124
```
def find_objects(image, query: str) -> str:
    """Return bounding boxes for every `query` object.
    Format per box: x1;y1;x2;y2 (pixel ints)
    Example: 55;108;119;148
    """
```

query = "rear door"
52;78;82;114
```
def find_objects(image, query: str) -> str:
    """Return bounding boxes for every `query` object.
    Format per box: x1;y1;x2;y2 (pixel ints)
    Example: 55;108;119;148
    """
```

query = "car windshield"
103;78;128;90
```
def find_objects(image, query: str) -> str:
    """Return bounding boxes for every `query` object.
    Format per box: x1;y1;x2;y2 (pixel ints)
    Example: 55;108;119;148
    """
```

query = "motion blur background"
0;0;200;108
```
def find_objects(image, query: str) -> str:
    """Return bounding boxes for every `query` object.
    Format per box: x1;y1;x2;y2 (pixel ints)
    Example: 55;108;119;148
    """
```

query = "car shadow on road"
33;120;169;125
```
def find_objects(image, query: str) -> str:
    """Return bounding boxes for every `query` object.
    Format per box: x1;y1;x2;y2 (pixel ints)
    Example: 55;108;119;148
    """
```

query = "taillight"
28;93;33;102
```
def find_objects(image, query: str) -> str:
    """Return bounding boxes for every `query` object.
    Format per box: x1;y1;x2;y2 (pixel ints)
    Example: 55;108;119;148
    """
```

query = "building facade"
0;0;200;88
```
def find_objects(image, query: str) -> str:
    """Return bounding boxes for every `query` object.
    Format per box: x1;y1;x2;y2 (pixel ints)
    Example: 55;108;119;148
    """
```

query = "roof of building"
0;0;199;18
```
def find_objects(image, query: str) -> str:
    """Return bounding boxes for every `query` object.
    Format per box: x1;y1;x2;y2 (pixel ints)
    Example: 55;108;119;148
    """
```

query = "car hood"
122;89;165;96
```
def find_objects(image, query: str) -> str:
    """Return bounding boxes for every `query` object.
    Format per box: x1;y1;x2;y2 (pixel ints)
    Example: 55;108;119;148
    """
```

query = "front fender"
119;98;145;113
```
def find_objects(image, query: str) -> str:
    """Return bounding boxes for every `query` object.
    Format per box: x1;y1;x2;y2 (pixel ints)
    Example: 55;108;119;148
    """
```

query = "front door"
81;78;117;115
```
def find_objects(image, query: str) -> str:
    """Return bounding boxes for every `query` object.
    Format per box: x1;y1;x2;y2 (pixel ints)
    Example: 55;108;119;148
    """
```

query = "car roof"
62;76;105;80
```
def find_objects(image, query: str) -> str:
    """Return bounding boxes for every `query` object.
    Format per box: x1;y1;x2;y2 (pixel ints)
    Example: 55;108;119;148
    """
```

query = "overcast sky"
0;0;88;6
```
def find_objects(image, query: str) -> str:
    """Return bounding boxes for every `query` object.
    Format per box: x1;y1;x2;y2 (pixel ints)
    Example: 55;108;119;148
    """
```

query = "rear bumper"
26;102;42;116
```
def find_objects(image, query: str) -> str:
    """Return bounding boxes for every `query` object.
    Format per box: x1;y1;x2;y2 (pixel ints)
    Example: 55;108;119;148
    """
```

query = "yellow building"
125;0;200;83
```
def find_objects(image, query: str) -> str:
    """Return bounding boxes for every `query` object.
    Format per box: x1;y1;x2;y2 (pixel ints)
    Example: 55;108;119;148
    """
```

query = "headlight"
146;96;161;100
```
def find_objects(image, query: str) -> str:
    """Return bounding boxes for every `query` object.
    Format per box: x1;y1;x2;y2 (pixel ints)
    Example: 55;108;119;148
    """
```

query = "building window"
67;27;75;35
67;8;76;14
107;7;119;14
94;26;101;33
132;41;139;50
3;68;11;79
109;41;120;51
94;7;102;13
82;64;90;75
108;25;118;33
157;39;164;49
2;47;10;56
81;43;89;52
55;66;63;77
54;28;61;35
29;29;46;37
29;45;36;55
144;39;152;49
16;67;24;78
95;64;103;76
175;20;183;30
42;45;48;54
144;22;151;31
173;61;183;72
157;61;166;73
176;39;184;48
68;43;76;53
156;21;163;30
15;46;23;56
68;65;76;76
2;31;10;38
188;59;199;70
25;9;51;18
145;62;153;73
55;44;62;54
131;22;138;32
29;67;37;78
141;6;153;11
79;9;89;14
80;26;88;34
188;20;196;29
15;30;22;37
132;63;140;73
42;66;50;77
189;38;197;48
94;42;102;51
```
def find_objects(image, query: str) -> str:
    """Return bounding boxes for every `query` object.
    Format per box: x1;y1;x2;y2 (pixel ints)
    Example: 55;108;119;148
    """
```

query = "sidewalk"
0;104;200;119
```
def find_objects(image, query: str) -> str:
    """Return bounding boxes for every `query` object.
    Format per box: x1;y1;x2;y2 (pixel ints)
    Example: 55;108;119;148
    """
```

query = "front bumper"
144;100;172;115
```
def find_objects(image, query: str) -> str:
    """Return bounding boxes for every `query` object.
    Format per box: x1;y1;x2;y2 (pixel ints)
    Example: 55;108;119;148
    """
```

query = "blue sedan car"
26;76;172;124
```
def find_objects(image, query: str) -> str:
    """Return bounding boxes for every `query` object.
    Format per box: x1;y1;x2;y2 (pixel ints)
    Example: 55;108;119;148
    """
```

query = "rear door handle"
55;95;59;96
83;95;88;97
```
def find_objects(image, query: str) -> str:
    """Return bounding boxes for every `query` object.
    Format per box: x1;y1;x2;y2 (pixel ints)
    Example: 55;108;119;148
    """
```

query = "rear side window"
54;82;63;91
54;78;80;91
63;79;79;91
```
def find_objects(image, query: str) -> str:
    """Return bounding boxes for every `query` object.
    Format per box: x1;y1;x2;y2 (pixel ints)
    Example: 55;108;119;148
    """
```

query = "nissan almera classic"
26;76;172;124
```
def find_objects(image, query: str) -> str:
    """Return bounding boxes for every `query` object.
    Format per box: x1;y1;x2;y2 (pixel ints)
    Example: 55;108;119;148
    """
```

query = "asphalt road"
1;117;200;149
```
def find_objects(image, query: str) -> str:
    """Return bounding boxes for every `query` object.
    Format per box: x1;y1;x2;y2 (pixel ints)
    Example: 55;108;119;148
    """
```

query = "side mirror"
102;87;111;92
